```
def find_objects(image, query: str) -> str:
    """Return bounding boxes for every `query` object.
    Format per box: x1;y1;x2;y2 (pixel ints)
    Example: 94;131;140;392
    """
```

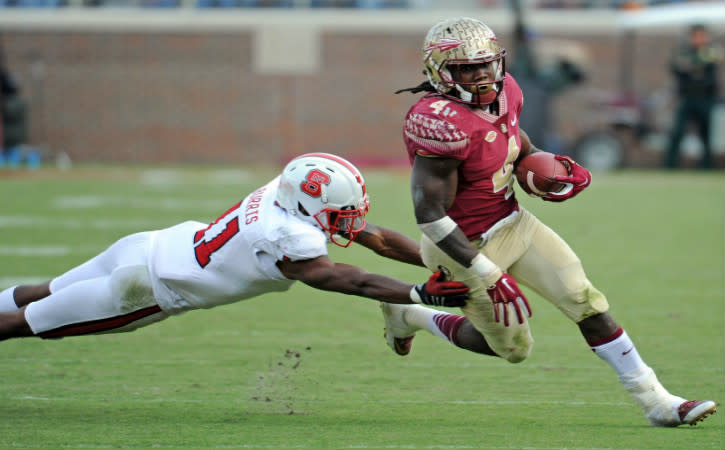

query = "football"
515;152;569;197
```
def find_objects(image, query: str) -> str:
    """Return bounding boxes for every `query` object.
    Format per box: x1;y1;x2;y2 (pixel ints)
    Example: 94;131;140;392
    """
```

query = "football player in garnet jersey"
0;153;470;342
381;17;716;427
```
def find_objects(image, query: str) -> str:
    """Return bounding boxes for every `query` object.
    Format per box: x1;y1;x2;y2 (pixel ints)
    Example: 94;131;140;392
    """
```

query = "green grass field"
1;165;723;450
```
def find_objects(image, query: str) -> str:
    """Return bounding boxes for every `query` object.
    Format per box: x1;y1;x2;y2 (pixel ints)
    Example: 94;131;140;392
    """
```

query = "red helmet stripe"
424;38;464;53
294;152;366;195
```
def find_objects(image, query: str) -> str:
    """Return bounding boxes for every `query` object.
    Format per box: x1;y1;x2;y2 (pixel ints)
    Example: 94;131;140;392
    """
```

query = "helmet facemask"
441;58;506;106
276;153;370;248
313;198;369;248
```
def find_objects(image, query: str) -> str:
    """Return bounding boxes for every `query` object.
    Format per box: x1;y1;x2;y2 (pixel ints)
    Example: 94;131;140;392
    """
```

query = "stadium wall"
0;9;721;166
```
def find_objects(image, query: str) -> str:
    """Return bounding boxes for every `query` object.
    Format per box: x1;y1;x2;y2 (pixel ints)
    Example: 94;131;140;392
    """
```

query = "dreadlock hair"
394;80;436;95
395;78;501;114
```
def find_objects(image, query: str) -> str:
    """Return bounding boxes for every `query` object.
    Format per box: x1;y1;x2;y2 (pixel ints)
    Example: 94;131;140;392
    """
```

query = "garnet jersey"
403;73;524;240
148;177;328;314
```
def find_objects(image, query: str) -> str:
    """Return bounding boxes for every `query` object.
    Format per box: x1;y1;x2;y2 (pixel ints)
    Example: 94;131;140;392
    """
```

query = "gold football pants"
420;208;609;363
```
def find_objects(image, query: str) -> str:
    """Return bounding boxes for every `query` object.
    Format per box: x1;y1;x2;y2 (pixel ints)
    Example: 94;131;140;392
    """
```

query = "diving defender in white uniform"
0;153;469;340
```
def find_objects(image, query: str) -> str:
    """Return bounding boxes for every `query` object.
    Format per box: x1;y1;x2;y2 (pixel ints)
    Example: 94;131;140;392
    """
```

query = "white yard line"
52;195;230;211
0;216;166;229
0;246;72;256
0;276;51;288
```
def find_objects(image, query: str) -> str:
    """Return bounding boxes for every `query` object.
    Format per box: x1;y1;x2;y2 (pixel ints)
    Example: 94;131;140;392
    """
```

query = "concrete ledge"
0;8;622;34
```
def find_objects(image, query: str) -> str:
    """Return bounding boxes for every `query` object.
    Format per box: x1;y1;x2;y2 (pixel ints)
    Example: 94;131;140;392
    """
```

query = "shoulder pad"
405;113;468;144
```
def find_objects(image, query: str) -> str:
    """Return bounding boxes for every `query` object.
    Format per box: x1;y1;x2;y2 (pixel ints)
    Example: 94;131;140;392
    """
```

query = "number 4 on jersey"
429;100;458;118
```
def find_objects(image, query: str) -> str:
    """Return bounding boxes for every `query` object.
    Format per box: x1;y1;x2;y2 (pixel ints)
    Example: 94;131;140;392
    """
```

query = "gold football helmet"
422;17;507;106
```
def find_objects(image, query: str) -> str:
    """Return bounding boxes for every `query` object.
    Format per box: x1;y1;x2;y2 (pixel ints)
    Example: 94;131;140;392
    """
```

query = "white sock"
591;329;646;376
402;304;436;333
404;305;466;344
591;329;683;425
0;286;19;312
620;365;684;425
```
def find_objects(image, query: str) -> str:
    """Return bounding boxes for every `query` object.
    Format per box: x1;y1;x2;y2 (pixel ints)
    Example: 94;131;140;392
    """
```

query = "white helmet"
276;153;369;247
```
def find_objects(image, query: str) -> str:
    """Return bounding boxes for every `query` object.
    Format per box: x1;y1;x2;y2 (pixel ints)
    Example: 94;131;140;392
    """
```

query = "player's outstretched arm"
354;222;424;267
277;256;468;307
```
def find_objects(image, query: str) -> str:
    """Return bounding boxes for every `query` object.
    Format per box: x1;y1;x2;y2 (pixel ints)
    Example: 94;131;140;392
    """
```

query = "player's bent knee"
560;283;610;323
504;350;529;363
499;344;532;363
489;332;534;363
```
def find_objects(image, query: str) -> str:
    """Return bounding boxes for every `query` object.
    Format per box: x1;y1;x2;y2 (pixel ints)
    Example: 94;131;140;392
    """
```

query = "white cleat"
647;398;717;427
676;400;717;426
380;302;417;356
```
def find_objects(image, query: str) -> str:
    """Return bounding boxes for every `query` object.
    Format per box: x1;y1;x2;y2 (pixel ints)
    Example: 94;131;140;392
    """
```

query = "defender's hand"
486;273;532;326
543;155;591;202
410;271;469;307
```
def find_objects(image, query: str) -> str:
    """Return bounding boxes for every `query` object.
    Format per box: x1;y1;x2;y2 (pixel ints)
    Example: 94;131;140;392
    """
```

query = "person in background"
1;58;28;168
664;23;722;169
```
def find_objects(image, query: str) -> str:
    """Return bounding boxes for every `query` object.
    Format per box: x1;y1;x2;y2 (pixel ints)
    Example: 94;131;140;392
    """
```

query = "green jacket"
670;40;722;99
2;93;28;148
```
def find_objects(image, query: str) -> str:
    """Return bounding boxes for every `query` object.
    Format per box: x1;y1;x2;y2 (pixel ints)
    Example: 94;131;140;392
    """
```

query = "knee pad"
560;282;610;323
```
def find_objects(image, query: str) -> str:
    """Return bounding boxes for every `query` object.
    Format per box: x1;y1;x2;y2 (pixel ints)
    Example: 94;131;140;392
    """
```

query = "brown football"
515;152;569;197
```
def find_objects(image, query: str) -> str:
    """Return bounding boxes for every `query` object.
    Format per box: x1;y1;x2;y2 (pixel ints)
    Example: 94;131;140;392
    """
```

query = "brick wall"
2;22;722;167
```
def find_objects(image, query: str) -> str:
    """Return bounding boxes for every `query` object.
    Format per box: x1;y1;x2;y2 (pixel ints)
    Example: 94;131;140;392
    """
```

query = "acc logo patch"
485;131;497;142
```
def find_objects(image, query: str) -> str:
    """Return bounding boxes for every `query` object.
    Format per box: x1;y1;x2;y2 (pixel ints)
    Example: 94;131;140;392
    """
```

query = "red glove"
411;271;470;307
543;155;591;203
486;273;532;326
